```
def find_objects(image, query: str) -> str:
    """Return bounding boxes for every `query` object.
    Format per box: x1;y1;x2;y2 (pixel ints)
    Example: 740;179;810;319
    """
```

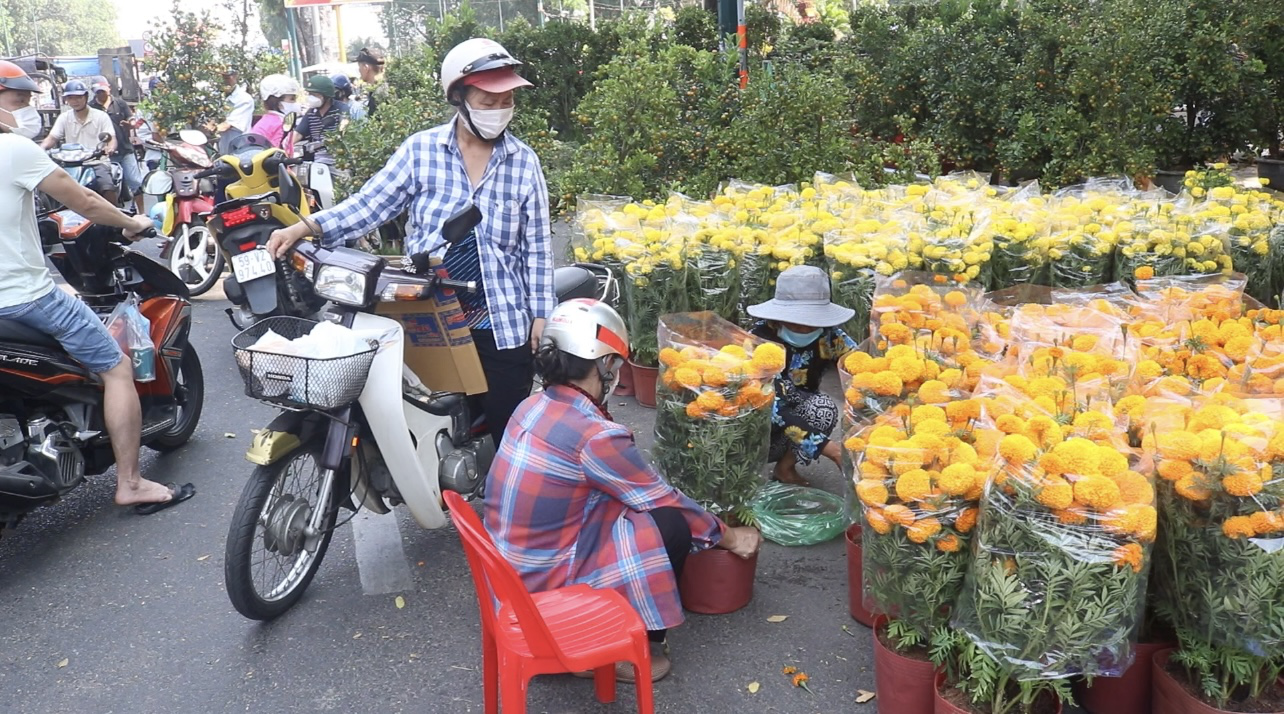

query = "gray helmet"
63;79;90;97
542;299;629;361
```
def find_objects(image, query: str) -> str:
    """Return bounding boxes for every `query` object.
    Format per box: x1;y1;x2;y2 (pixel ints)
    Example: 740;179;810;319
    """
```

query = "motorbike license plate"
231;249;276;283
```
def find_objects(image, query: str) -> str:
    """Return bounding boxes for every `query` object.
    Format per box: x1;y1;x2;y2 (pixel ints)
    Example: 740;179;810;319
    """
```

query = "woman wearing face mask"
267;38;555;450
0;61;44;139
748;265;858;486
249;74;301;149
484;299;762;682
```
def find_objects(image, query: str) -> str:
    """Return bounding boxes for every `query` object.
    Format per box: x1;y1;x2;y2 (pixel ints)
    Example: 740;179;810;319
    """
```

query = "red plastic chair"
443;491;655;714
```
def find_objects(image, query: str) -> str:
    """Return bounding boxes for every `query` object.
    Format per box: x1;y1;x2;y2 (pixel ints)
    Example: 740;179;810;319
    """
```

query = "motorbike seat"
0;319;61;348
554;266;598;302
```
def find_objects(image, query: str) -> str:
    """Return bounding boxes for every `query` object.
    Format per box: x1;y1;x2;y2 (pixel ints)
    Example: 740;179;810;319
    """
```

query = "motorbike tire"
168;219;223;297
148;348;205;452
224;444;342;620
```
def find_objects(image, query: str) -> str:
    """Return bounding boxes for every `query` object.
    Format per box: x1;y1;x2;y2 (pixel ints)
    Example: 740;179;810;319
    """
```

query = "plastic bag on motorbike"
106;293;155;382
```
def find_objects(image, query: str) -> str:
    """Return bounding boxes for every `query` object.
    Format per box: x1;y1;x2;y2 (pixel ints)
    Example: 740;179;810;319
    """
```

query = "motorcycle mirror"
278;163;302;208
441;204;482;246
178;129;208;146
281;112;297;137
98;132;112;145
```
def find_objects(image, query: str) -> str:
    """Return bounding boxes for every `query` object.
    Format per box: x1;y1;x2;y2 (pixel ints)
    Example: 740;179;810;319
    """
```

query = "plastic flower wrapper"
870;272;986;344
951;420;1156;682
824;221;910;341
1145;397;1284;708
853;402;985;652
622;218;689;367
668;197;741;322
907;191;994;286
839;340;970;424
572;193;633;263
1133;272;1247;322
652;312;785;526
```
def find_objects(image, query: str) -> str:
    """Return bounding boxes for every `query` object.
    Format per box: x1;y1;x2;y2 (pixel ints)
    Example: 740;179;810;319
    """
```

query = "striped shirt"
441;230;491;329
313;120;554;350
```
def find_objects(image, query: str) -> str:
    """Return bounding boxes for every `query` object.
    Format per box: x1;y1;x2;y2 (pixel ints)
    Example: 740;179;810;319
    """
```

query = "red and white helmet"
439;38;532;101
543;299;629;362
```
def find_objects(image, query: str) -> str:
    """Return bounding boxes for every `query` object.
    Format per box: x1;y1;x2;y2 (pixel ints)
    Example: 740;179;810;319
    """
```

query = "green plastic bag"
750;482;850;546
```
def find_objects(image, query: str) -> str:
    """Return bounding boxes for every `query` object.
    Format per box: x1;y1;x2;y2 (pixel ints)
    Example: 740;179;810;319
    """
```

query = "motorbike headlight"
314;265;368;307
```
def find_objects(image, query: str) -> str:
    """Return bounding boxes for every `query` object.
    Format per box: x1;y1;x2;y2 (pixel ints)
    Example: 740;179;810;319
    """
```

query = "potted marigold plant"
852;401;985;714
651;312;785;615
1148;404;1284;713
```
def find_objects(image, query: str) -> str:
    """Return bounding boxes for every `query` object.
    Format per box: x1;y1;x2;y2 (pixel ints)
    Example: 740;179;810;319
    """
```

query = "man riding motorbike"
90;76;144;212
40;80;120;204
0;66;195;514
330;74;366;121
290;75;349;166
217;68;256;135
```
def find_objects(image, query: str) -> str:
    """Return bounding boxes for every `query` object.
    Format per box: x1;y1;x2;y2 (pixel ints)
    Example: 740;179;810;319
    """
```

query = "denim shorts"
116;152;143;193
0;288;125;373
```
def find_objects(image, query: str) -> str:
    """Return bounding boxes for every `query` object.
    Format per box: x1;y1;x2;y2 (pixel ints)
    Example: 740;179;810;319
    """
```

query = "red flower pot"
629;360;658;408
1073;640;1173;714
678;547;758;615
846;524;876;627
614;359;635;397
873;615;935;714
935;672;1062;714
1152;648;1284;714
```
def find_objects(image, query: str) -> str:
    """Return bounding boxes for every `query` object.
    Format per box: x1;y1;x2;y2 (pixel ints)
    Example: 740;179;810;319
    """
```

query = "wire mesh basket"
231;316;377;410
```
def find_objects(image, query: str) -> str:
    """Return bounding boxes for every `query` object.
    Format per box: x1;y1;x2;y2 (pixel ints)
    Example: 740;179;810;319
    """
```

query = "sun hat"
747;265;855;328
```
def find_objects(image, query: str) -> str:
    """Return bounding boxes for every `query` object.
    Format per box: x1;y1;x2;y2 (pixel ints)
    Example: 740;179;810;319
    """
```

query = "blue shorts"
0;288;125;373
116;153;143;194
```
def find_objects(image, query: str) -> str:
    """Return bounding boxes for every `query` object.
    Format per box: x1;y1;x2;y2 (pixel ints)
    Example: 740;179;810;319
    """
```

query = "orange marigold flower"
866;507;892;534
1222;515;1256;539
857;479;890;508
673;367;702;390
998;434;1038;464
883;504;915;527
696;391;726;412
937;463;976;497
1113;543;1145;573
954;507;979;533
936;534;962;552
1157;459;1194;482
1055;508;1088;526
906;517;943;543
896;469;933;502
1175;474;1213;501
918;380;950;404
659;347;684;368
1037;477;1074;510
685;402;706;420
1113;471;1155;506
1249;510;1284;534
871;371;904;397
782;665;797;675
1223;471;1264;497
792;673;809;687
1073;475;1123;511
1134;266;1155;281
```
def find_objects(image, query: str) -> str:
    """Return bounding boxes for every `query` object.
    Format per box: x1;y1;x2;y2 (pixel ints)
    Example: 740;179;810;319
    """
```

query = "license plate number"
231;249;276;282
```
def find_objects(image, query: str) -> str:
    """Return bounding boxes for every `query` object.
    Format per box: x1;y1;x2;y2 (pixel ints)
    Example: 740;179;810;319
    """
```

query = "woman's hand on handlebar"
123;215;155;240
267;222;313;259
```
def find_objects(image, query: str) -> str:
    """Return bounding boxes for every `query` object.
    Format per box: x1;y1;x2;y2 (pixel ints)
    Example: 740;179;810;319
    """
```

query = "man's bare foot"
773;461;810;486
114;477;175;506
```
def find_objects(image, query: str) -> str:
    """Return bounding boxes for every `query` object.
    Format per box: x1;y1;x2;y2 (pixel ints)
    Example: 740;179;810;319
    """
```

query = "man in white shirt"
217;68;256;134
0;67;195;513
40;79;120;204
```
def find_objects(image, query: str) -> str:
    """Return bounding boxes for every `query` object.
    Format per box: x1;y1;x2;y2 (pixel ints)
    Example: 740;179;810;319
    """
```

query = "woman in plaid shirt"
485;299;762;683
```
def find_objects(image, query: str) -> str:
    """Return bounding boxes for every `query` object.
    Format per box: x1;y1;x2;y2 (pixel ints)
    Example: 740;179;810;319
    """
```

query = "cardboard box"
375;286;488;395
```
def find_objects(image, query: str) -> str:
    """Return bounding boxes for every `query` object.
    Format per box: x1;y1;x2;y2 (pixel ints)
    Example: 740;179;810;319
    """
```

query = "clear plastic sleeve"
750;482;850;546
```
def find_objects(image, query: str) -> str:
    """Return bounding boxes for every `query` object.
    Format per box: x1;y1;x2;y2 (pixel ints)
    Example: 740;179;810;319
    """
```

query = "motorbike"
0;209;206;536
222;205;616;620
140;130;221;296
196;115;336;330
46;132;134;209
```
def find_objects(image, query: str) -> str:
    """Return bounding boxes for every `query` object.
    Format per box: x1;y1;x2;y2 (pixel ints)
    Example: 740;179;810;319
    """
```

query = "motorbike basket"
172;169;201;198
231;316;376;411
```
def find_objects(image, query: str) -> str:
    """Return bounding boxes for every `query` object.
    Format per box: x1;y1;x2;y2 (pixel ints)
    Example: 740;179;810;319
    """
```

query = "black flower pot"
1258;157;1284;191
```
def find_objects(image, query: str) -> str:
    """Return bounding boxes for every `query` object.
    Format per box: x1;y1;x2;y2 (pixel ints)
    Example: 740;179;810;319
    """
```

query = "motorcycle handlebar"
437;278;477;293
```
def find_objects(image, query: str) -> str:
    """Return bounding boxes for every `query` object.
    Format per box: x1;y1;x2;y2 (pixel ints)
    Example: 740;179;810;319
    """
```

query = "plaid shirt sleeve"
313;136;419;247
523;156;555;319
580;426;724;550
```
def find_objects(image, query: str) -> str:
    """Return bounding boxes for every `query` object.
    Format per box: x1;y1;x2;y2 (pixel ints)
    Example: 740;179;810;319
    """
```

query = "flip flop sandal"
134;483;196;515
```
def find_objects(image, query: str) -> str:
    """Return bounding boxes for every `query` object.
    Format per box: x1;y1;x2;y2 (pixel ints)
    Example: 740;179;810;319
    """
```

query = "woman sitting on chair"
484;298;762;683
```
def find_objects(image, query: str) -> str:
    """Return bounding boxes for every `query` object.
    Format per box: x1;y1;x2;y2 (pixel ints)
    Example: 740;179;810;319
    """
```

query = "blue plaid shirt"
313;120;555;350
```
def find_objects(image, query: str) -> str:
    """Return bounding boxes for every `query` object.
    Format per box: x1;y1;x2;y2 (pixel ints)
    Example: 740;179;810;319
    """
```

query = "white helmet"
259;73;300;102
439;38;529;101
543;299;629;361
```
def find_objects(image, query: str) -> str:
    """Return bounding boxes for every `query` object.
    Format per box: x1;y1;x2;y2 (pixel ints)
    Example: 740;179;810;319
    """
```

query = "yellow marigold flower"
1157;431;1200;461
915;420;951;437
844;435;867;453
843;351;873;374
659;348;684;368
890;357;925;384
996;414;1027;435
752;342;787;373
1174;474;1213;501
879;322;914;344
906;517;943;544
936;534;962;552
859;460;889;479
1135;360;1164;382
1222;515;1256;539
918;380;950;404
895;469;933;502
1053;438;1102;475
1073;475;1122;511
883;504;915;527
866;507;892;534
910;405;947;427
999;434;1038;464
1037;477;1074;510
857;479;890;507
1119;504;1158;541
1112;471;1155;506
1113;543;1144;573
696;390;726;412
719;344;748;360
1134;266;1155;281
950;442;980;466
1223;471;1264;497
955;507;978;533
702;366;730;388
871;371;904;397
938;463;976;497
685;402;707;420
1157;459;1193;482
674;367;702;390
1098;450;1130;479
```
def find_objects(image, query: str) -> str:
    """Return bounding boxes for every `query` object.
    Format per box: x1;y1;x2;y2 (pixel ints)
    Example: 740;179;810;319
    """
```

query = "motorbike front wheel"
224;445;342;620
168;219;223;296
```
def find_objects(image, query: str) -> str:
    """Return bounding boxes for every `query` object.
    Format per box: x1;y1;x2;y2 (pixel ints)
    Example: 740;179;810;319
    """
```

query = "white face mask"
305;95;324;109
280;101;300;115
0;105;42;139
463;101;513;141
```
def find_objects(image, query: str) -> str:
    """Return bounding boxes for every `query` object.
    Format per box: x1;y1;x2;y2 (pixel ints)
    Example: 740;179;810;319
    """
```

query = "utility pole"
589;0;595;30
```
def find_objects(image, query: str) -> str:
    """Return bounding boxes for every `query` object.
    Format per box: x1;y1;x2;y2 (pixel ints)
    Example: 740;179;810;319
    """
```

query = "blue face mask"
778;326;823;348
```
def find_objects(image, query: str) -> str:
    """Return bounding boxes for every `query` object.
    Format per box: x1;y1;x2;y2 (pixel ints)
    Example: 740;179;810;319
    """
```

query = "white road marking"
351;510;414;595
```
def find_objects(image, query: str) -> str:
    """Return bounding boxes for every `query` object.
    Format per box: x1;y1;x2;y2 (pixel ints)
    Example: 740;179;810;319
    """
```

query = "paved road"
0;246;873;713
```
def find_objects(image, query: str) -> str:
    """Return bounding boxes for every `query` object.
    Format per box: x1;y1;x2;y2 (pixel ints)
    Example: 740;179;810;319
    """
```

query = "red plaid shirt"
484;385;724;630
